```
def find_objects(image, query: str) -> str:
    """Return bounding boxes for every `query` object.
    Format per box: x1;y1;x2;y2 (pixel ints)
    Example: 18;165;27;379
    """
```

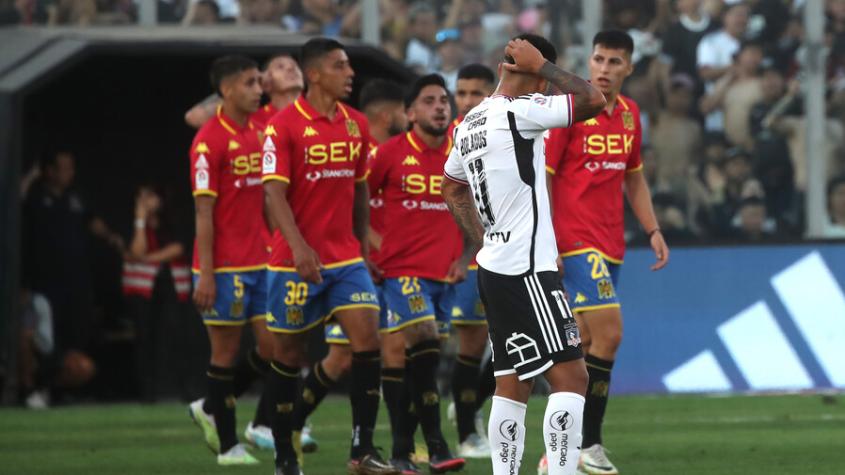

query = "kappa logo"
228;140;240;151
549;411;574;431
499;419;519;442
402;155;420;166
574;293;588;304
303;126;319;137
582;118;600;126
195;142;210;154
264;125;277;137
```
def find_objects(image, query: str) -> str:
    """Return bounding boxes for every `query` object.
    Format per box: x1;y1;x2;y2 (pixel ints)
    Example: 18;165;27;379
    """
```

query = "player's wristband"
134;218;146;229
647;228;661;238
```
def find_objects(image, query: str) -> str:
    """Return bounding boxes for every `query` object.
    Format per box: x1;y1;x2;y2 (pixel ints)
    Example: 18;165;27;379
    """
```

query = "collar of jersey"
294;95;350;123
600;94;631;118
406;129;453;156
216;105;253;135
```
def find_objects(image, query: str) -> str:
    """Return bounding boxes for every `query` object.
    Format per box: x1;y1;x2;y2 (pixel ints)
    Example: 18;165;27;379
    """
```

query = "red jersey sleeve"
544;126;572;176
261;121;292;184
355;119;373;182
626;111;644;174
366;144;390;195
190;133;222;198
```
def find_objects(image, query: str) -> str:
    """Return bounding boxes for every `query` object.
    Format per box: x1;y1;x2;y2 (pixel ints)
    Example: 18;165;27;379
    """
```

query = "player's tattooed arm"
503;38;605;122
443;179;485;250
264;181;323;284
184;93;221;129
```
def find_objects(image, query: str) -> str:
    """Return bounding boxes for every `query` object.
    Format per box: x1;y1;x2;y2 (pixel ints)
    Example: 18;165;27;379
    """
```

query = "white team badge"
195;169;209;190
505;332;541;368
195;154;209;170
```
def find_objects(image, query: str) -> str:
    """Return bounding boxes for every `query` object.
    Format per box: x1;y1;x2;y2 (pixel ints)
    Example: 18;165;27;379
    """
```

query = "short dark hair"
210;55;258;96
405;74;448;108
505;33;557;65
301;37;345;70
593;29;634;57
262;52;296;71
40;149;73;170
360;79;406;110
739;196;766;210
458;63;496;84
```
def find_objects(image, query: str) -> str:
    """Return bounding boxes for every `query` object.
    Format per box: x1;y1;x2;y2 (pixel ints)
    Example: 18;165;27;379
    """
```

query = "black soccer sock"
396;350;419;458
253;383;274;427
268;361;299;467
583;354;614;448
233;347;270;397
292;362;335;431
476;356;495;412
349;350;382;458
408;340;447;453
206;365;238;453
382;366;413;459
452;354;482;442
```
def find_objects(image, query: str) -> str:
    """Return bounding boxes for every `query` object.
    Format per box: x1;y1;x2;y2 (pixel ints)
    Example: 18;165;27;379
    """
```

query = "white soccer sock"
543;392;585;475
488;395;527;475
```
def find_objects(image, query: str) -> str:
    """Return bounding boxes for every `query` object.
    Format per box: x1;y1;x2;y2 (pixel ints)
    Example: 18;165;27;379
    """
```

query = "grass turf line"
0;394;843;474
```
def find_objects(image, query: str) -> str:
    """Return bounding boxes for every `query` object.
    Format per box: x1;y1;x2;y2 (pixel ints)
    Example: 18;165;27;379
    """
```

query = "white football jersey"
444;93;574;276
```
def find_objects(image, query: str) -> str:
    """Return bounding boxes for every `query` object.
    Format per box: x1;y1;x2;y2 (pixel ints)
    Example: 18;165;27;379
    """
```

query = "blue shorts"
324;284;390;345
450;268;487;326
562;249;622;313
383;277;453;338
194;270;267;326
266;261;379;334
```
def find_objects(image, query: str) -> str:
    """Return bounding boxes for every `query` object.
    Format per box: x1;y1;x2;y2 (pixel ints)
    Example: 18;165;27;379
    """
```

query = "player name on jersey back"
444;93;574;276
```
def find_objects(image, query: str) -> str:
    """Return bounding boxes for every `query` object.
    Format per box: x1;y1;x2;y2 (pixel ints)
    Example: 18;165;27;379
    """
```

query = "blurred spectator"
712;148;766;237
651;73;702;196
181;0;220;24
699;40;764;149
0;0;49;24
697;2;750;132
122;186;190;402
405;2;439;74
659;0;716;97
156;0;189;23
238;0;285;25
47;0;97;25
293;0;355;36
634;192;698;245
435;28;463;91
824;175;845;238
687;132;729;235
17;290;54;408
748;67;797;220
21;151;118;401
729;196;781;242
460;19;485;65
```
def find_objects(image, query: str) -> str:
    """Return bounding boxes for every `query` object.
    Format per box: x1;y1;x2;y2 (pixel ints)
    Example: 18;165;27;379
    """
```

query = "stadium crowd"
10;0;845;411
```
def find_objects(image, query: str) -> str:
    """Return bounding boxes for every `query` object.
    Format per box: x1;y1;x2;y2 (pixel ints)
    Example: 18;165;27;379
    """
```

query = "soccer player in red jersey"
262;38;397;475
185;53;304;129
541;31;669;475
290;79;408;458
446;63;499;459
368;74;471;474
187;55;266;466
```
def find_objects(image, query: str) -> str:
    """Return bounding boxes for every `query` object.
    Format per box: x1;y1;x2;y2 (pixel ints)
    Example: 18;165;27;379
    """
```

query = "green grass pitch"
1;394;843;474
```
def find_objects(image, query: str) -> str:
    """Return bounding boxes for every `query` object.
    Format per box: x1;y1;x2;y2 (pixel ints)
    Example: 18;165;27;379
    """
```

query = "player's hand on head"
193;274;216;313
292;242;323;284
649;230;669;271
502;39;547;75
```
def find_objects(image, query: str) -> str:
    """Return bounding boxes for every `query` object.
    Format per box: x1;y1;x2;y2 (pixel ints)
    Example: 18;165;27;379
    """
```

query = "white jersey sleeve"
508;93;574;136
444;140;469;184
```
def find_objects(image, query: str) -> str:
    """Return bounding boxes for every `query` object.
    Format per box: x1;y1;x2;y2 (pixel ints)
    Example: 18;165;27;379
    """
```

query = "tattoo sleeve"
443;179;485;249
539;61;604;122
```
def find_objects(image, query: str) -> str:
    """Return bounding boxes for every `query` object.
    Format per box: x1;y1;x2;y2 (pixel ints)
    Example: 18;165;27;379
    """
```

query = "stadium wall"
615;243;845;395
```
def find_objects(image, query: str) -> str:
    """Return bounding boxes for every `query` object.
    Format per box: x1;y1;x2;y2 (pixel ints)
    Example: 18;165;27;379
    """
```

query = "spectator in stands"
47;0;97;25
688;132;730;235
749;67;797;221
21;150;119;401
700;40;764;149
435;28;463;91
659;0;716;97
460;19;485;65
17;289;55;408
651;73;702;196
711;148;765;237
697;2;750;132
293;0;355;36
181;0;221;25
730;196;781;242
823;175;845;238
238;0;286;25
0;0;49;24
405;2;439;74
122;185;191;402
635;192;697;245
